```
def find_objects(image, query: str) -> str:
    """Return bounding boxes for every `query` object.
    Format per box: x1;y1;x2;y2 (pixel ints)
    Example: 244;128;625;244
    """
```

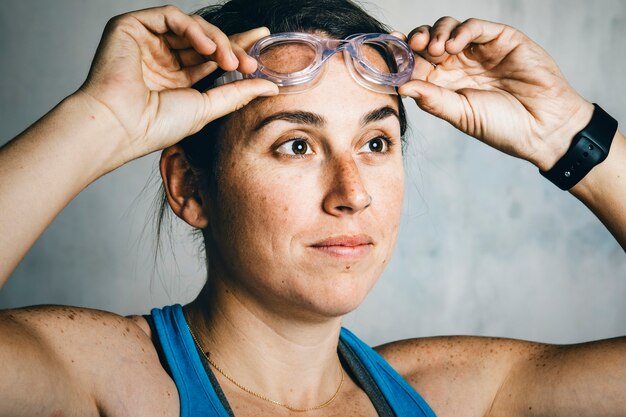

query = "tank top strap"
150;304;231;417
149;305;436;417
339;327;437;417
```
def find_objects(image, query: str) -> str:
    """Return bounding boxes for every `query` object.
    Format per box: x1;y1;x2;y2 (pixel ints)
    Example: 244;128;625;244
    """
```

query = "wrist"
568;128;626;249
62;91;133;177
533;100;595;172
570;128;624;197
537;102;617;190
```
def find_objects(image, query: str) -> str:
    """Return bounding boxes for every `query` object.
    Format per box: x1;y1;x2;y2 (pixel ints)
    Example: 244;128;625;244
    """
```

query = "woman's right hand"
77;5;278;167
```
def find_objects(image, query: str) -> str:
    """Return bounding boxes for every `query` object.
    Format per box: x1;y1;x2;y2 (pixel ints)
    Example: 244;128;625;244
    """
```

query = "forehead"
232;53;399;132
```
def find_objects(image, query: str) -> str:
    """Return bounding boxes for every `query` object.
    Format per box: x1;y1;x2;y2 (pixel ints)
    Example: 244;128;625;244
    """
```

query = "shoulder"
2;305;178;416
4;305;155;363
375;335;548;417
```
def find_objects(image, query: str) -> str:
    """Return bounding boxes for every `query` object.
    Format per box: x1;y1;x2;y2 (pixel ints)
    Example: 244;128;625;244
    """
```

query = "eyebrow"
252;105;400;131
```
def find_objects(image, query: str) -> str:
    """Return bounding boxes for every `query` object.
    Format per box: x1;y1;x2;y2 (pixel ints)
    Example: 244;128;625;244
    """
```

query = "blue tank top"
148;304;436;417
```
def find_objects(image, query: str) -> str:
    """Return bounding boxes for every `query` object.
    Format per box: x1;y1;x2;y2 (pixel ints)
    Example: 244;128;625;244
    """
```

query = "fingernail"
230;51;238;62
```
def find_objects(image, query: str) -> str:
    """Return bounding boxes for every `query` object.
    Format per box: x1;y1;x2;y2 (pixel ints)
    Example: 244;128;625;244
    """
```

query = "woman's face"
204;53;405;320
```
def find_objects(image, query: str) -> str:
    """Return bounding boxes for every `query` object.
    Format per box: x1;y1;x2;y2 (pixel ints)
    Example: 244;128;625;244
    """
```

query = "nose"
322;155;372;216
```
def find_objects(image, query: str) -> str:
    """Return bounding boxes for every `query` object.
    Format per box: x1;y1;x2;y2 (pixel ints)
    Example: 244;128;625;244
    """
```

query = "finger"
162;32;192;50
398;79;466;128
411;54;437;81
408;25;432;52
175;48;211;67
164;17;252;72
190;14;239;71
408;25;449;66
230;42;258;74
428;16;461;57
128;6;217;56
183;60;220;86
184;27;272;89
390;31;407;41
444;18;508;55
200;79;279;124
229;27;271;73
230;26;271;52
123;7;238;71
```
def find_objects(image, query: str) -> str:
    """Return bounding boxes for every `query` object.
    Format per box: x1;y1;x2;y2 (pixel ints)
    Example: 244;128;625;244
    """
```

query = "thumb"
399;79;466;128
201;79;278;124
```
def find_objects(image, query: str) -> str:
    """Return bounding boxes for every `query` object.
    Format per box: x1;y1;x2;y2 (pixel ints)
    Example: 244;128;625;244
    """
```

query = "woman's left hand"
399;17;594;171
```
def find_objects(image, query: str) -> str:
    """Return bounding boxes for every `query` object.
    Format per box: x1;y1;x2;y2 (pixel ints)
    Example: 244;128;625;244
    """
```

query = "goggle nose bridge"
320;39;357;61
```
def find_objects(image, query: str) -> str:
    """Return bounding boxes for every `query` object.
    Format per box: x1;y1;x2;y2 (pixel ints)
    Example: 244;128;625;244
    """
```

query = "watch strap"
540;103;618;190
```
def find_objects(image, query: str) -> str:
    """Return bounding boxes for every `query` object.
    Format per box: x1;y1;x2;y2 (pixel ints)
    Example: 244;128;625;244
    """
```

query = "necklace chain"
186;322;345;413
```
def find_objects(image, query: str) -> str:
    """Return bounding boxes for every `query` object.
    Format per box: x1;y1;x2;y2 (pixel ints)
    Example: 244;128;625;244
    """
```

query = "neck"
184;276;344;407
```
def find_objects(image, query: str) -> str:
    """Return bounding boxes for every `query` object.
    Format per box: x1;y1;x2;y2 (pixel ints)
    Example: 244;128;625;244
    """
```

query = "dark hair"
153;0;410;269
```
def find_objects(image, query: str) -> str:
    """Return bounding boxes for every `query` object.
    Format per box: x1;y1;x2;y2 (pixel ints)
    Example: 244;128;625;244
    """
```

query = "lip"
311;234;373;247
309;234;373;260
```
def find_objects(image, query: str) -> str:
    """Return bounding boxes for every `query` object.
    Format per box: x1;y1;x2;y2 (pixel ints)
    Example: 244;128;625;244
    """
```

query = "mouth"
309;234;374;261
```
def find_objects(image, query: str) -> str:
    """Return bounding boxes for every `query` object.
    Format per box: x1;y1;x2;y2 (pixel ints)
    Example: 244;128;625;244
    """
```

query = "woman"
0;0;624;416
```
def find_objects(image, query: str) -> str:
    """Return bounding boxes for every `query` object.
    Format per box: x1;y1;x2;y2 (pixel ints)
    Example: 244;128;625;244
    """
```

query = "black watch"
540;103;618;190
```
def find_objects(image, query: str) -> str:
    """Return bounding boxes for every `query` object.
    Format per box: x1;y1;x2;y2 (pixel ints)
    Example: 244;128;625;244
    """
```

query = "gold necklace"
186;323;345;413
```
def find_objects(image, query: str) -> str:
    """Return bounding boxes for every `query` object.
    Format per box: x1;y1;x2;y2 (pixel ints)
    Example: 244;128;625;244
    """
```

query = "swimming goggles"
211;32;415;95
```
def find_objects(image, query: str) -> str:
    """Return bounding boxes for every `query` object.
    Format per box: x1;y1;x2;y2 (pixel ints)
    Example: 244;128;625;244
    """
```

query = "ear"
159;145;209;229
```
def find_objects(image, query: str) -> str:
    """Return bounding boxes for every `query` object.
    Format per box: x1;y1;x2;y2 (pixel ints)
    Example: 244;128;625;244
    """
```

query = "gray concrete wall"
1;0;624;346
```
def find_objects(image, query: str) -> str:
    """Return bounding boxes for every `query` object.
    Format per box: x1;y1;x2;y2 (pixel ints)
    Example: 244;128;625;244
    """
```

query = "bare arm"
493;337;626;417
392;15;626;416
0;93;127;287
378;15;626;417
378;335;626;417
399;18;626;250
0;307;174;417
0;308;96;417
0;6;277;288
0;5;277;415
570;129;626;248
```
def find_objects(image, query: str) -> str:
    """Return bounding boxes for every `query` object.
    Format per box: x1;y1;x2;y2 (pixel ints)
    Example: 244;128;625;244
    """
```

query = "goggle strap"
213;71;244;87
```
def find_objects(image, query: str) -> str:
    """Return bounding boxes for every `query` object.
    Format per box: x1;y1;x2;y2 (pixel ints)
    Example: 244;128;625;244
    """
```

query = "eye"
276;138;314;156
359;136;390;153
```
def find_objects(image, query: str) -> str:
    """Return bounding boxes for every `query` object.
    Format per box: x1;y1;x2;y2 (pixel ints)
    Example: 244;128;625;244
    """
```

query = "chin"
282;268;382;320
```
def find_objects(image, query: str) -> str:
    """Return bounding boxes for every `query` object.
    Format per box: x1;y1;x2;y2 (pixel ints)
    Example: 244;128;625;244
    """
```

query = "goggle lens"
257;40;318;74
